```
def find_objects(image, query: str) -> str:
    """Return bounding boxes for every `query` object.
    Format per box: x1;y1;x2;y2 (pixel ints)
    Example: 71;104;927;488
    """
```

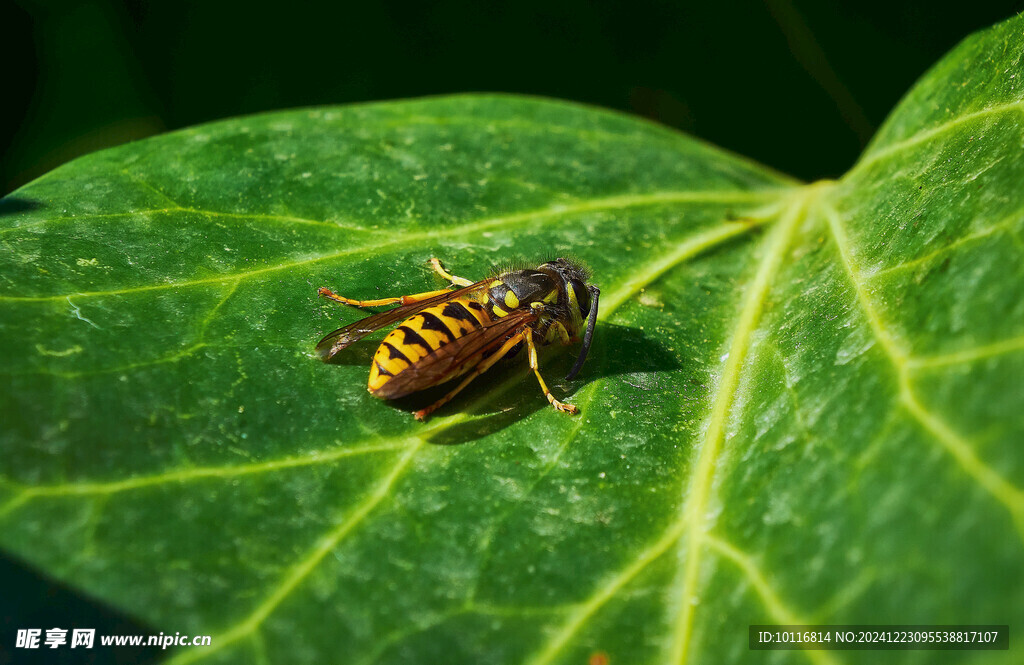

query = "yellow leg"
414;332;526;421
524;333;578;414
430;257;474;287
317;286;453;308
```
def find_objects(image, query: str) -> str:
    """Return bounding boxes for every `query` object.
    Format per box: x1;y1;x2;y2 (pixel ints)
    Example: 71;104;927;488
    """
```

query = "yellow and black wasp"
315;257;600;420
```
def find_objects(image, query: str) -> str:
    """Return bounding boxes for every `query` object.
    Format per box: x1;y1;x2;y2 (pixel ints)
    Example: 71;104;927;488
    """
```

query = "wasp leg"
430;257;474;287
317;286;454;308
524;332;578;414
414;332;526;421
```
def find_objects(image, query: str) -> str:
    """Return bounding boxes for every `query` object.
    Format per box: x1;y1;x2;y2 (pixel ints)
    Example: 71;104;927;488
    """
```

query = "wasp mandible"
316;258;600;420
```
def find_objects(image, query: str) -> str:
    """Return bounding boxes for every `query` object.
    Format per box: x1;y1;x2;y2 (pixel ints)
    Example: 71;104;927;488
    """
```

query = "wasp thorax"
485;271;552;315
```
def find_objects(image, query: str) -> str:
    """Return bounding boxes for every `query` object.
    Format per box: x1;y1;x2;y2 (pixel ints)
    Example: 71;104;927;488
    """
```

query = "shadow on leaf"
314;322;680;444
0;197;41;217
420;322;682;445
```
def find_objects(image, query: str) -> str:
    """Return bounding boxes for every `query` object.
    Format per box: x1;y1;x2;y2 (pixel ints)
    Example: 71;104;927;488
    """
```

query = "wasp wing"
315;280;491;361
373;308;538;399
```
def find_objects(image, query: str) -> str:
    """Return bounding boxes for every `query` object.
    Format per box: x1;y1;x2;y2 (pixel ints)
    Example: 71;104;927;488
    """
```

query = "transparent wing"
315;280;491;361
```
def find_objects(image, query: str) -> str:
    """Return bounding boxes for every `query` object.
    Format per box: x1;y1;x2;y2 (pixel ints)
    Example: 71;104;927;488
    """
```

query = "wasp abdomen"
368;297;490;393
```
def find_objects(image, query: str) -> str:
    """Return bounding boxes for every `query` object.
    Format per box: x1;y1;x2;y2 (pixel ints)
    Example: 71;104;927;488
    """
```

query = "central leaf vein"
669;186;812;665
524;187;815;665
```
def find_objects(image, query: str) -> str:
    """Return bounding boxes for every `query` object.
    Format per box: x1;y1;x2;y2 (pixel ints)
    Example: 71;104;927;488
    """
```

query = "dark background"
2;0;1021;196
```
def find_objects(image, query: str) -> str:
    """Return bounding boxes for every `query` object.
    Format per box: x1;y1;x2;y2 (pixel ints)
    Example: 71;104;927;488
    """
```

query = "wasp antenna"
565;285;599;380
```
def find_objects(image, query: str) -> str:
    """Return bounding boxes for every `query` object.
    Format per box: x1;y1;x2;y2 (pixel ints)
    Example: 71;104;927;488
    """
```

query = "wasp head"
539;258;600;380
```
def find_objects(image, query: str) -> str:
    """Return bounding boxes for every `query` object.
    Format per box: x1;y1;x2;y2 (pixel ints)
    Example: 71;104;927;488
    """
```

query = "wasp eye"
570;278;590;315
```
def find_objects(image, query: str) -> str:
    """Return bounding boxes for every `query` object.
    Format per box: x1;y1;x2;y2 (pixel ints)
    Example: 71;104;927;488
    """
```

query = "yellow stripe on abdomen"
367;298;491;393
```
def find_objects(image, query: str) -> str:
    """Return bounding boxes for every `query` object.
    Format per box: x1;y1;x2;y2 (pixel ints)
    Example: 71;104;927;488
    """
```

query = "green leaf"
2;14;1022;665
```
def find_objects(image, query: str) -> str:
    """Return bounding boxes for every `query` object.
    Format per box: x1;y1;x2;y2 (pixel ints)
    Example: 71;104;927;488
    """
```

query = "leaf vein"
0;206;376;236
852;99;1024;175
4;442;417;501
167;442;424;665
822;201;1024;538
704;535;842;665
523;189;810;665
865;213;1021;282
466;381;602;606
669;186;812;665
907;335;1024;369
0;189;791;302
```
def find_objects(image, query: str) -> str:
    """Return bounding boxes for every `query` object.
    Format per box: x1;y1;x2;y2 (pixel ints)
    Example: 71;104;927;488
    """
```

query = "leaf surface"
2;16;1023;665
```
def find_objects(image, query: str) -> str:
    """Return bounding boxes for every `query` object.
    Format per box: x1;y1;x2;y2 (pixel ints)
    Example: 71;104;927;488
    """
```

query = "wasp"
316;257;600;420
